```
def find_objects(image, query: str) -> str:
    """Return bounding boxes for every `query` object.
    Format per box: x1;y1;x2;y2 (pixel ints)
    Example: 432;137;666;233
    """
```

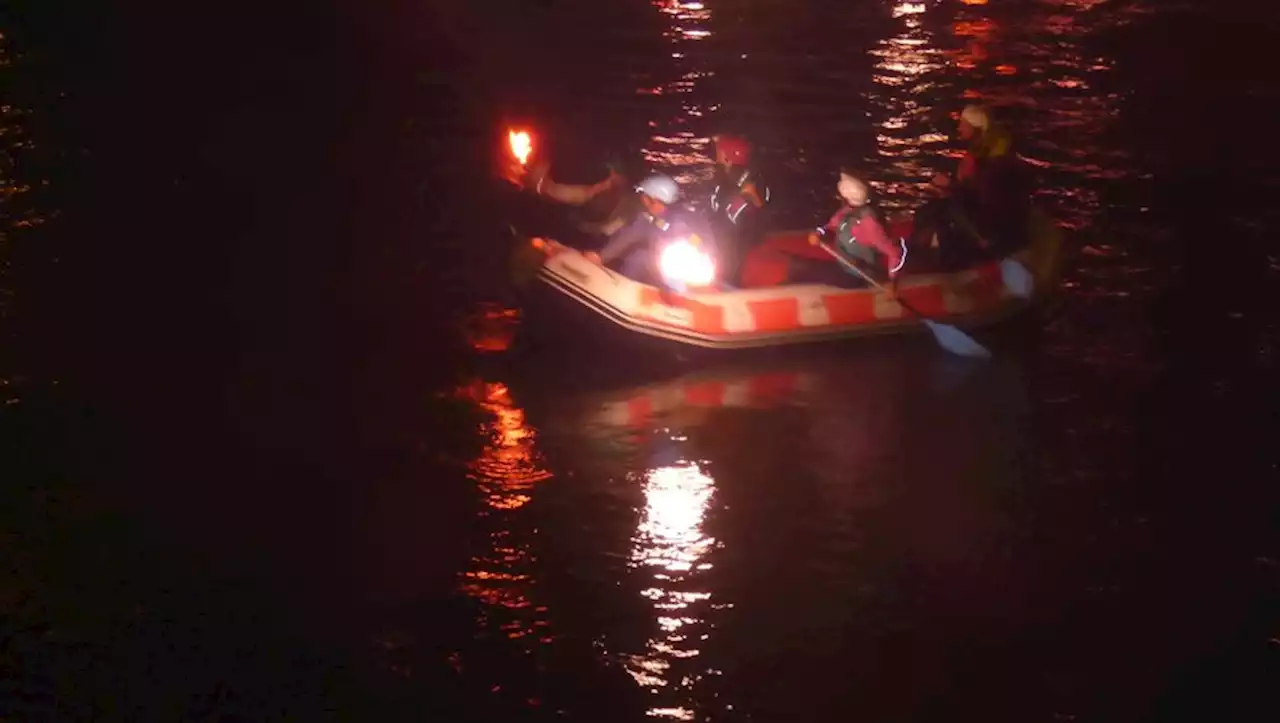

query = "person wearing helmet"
710;135;769;220
708;134;771;285
808;170;905;284
913;104;1030;267
930;104;1013;193
585;174;714;284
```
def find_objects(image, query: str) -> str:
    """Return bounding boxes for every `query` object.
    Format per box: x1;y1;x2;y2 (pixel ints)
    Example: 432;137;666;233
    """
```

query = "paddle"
813;236;992;359
940;198;1037;300
999;257;1034;299
953;221;1038;301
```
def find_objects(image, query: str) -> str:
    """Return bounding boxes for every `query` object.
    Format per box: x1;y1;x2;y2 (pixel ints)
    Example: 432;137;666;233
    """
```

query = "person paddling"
912;104;1030;266
808;170;905;285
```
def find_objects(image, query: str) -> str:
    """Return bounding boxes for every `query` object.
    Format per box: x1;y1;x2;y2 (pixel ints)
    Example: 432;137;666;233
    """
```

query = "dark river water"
3;1;1278;720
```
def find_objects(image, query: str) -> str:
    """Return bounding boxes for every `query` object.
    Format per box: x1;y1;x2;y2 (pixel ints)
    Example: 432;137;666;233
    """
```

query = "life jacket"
832;204;906;274
973;124;1013;161
959;125;1031;242
710;166;770;226
956;124;1014;186
832;205;876;264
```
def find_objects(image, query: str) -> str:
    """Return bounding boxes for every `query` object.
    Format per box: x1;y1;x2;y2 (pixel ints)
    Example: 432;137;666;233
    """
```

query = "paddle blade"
922;320;992;359
1000;258;1035;299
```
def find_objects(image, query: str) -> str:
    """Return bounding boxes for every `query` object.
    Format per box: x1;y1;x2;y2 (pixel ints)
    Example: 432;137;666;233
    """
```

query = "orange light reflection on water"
465;381;552;511
458;381;554;646
464;303;520;353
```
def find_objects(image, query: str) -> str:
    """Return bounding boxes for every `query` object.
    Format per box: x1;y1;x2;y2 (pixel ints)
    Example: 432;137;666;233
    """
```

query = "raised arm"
532;166;623;206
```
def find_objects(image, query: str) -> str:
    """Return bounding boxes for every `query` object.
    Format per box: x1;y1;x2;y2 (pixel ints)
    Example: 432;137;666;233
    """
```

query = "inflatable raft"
522;209;1066;352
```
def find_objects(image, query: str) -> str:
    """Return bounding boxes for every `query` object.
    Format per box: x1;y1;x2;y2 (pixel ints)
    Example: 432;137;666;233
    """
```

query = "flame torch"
508;129;533;166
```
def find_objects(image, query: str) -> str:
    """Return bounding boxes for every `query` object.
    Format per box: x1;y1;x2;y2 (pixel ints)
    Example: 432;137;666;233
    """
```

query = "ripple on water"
432;0;1267;717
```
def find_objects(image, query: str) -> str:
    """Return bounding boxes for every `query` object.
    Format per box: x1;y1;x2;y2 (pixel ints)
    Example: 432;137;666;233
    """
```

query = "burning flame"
508;130;533;166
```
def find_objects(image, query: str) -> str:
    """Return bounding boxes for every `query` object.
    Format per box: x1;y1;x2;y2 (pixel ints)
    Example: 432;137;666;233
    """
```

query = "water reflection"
529;349;1040;718
464;302;520;354
1;32;50;403
643;1;717;187
625;453;722;721
561;364;820;720
869;2;948;206
957;0;1135;228
458;380;554;653
862;0;1137;231
589;368;816;432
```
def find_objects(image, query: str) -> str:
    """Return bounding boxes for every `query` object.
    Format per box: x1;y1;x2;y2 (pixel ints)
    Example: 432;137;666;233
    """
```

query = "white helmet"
636;174;680;204
837;172;869;206
960;104;990;131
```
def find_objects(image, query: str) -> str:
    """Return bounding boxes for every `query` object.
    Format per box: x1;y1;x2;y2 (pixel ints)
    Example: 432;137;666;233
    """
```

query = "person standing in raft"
911;104;1031;267
708;134;771;285
808;170;906;287
585;174;715;285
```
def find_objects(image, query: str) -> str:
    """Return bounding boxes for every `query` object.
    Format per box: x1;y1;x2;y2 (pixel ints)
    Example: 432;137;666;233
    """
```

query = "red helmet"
714;135;751;165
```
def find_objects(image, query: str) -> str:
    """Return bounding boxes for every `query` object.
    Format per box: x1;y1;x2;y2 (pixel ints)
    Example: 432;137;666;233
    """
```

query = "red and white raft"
529;209;1066;350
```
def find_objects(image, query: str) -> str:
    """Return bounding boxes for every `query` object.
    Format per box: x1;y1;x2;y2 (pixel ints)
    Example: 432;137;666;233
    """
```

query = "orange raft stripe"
746;297;802;332
896;283;948;317
631;257;1007;336
965;261;1005;310
821;291;877;325
638;287;727;334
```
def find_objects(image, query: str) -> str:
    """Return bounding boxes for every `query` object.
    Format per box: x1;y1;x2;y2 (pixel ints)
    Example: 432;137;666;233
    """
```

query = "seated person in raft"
911;104;1033;268
807;170;906;287
584;174;719;288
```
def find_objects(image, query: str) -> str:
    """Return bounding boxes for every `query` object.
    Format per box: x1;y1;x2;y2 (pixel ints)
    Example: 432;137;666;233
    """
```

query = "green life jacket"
834;205;884;266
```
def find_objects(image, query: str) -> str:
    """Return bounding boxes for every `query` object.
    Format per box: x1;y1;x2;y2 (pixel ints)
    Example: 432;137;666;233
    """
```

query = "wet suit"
709;165;771;285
